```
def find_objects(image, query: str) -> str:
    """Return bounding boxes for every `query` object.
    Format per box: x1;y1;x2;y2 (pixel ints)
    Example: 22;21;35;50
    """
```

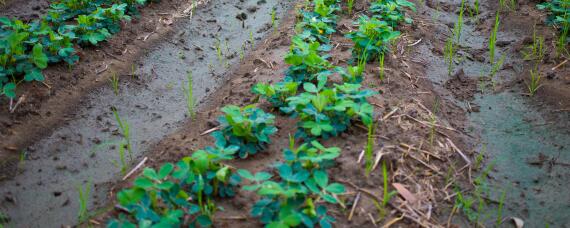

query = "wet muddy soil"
0;0;291;227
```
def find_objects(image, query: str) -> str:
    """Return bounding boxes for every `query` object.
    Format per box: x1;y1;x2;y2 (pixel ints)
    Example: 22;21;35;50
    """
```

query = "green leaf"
3;83;16;98
32;44;48;69
24;69;45;82
303;83;317;93
325;183;345;194
216;166;230;182
313;170;328;188
133;177;153;188
237;169;255;180
254;172;272;181
142;168;159;180
158;163;174;179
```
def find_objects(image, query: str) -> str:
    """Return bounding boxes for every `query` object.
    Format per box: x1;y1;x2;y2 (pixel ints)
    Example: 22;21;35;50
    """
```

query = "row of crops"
0;0;154;99
106;0;415;227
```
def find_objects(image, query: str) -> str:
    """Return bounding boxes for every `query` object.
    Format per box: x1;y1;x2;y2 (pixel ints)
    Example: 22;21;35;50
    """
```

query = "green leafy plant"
370;0;416;27
284;35;333;83
108;147;241;227
346;15;400;62
281;76;376;139
239;139;344;228
444;37;455;75
211;105;278;158
253;80;300;108
336;65;363;84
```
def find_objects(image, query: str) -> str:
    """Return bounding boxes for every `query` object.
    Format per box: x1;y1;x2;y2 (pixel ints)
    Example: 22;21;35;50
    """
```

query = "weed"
182;72;196;119
271;8;277;33
379;53;385;81
249;30;255;48
489;12;500;64
454;0;466;43
382;161;397;207
522;27;545;61
527;64;542;96
490;54;505;80
474;144;486;170
496;189;507;226
239;43;245;60
110;72;119;95
112;108;132;160
364;123;374;176
347;0;354;15
110;144;128;175
474;0;480;16
215;38;223;64
77;181;91;223
444;37;455;75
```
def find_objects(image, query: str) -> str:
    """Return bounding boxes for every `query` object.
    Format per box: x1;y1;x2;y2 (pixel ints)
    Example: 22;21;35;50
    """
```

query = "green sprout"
112;108;132;160
77;181;91;223
364;123;374;177
182;72;196;119
527;64;542;96
489;12;500;64
110;72;119;95
347;0;354;15
379;53;385;81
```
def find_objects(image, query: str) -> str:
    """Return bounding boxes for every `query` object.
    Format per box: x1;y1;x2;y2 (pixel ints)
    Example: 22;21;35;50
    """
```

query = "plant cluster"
346;15;400;62
0;0;151;100
370;0;416;27
239;139;345;228
281;76;376;139
211;105;278;158
108;146;241;227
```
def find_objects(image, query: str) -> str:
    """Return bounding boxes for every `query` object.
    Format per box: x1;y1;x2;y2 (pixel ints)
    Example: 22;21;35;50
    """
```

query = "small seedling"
444;37;455;75
112;109;132;160
496;190;507;226
527;64;542;96
379;53;385;81
454;0;466;43
77;181;91;223
382;160;397;207
182;72;196;118
489;12;500;64
110;72;119;95
522;27;545;61
249;30;255;48
364;123;374;176
215;39;223;64
474;0;480;16
270;8;278;33
347;0;354;15
111;144;129;175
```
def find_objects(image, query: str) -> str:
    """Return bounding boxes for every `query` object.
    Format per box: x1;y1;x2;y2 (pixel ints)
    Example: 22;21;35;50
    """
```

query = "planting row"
0;0;155;100
107;0;415;227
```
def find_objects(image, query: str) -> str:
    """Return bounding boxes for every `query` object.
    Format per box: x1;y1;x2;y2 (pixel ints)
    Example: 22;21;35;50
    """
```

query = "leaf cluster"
212;105;278;158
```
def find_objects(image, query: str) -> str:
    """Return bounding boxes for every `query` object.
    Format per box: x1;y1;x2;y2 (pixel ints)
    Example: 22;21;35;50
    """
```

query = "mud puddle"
416;0;570;226
0;0;291;227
